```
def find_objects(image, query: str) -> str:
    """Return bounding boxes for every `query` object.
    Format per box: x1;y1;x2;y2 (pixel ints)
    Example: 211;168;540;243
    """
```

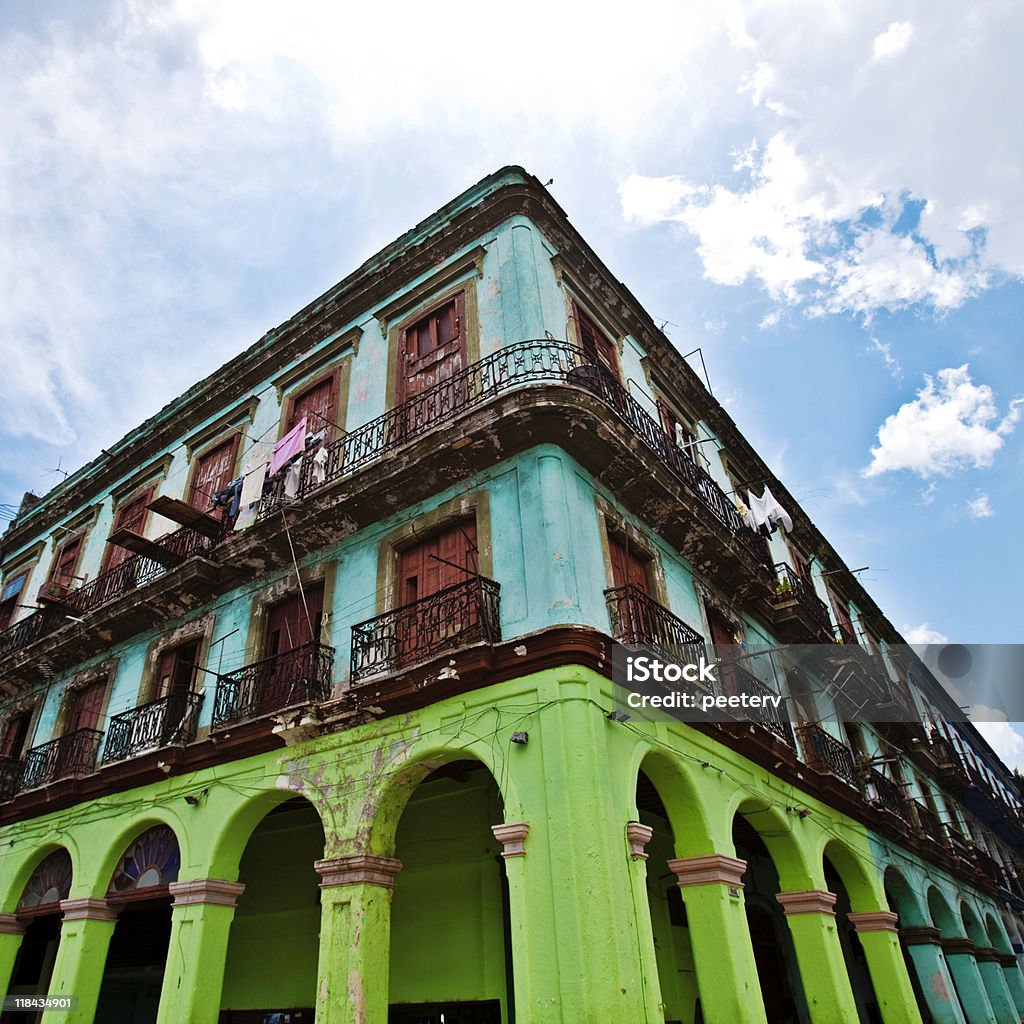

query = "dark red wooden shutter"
609;535;650;593
102;490;152;573
289;376;337;440
67;682;105;733
189;437;239;510
263;583;325;658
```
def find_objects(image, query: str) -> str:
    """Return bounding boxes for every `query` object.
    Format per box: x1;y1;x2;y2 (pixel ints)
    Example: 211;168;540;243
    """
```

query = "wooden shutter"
102;490;153;573
48;537;83;589
398;293;467;405
608;535;650;593
573;301;620;382
398;521;477;605
288;375;338;441
67;682;105;734
263;583;325;658
188;437;239;510
0;714;31;758
154;640;200;700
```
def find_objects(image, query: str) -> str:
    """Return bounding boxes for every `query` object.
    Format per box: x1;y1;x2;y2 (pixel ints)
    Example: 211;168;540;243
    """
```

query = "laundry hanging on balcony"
745;487;793;536
269;417;307;476
233;442;273;531
311;445;328;486
283;457;303;499
211;477;244;517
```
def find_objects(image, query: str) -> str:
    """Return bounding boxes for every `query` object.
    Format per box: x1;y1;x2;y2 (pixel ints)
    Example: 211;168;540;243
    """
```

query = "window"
65;681;105;734
0;571;27;631
399;293;467;406
264;583;325;658
608;533;651;594
789;546;812;584
572;301;620;381
830;593;856;644
101;490;152;574
154;639;201;700
398;520;477;605
47;536;84;593
0;712;32;759
658;399;698;462
287;373;339;442
188;436;239;511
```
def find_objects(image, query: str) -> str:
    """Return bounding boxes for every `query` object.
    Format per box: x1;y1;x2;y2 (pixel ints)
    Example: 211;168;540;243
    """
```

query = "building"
0;166;1022;1024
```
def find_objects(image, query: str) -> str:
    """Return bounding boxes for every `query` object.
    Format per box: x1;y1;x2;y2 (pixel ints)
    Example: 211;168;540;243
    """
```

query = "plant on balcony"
774;578;793;599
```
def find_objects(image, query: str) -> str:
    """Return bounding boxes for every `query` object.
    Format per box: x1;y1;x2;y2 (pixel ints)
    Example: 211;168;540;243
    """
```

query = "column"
155;879;245;1024
997;951;1024;1019
314;854;402;1024
900;926;968;1024
776;890;860;1024
624;823;666;1020
668;854;768;1024
0;914;26;997
974;947;1019;1024
41;898;118;1024
846;911;923;1024
943;938;998;1024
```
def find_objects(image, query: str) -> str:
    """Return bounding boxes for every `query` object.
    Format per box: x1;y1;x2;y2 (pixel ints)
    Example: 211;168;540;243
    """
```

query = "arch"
16;849;73;913
960;899;989;946
927;886;963;937
87;807;190;899
883;864;929;927
634;747;714;858
0;841;78;914
108;824;180;894
822;838;884;911
985;912;1014;956
730;795;814;891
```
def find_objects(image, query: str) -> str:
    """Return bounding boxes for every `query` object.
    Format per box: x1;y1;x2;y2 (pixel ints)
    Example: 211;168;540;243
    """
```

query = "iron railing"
772;563;832;632
862;766;909;820
604;585;706;666
102;691;204;763
19;729;104;791
351;576;501;685
944;823;974;862
212;640;334;728
0;606;66;659
256;339;772;564
912;799;943;839
727;661;793;744
0;755;22;802
798;724;859;787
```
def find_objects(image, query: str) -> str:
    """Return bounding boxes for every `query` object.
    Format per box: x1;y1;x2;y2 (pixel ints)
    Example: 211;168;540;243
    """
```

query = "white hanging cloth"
746;487;793;535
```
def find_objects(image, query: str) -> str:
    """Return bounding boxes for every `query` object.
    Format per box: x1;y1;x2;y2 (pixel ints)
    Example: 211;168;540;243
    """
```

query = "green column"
668;854;768;1024
0;914;26;996
41;898;118;1024
847;912;923;1024
974;949;1018;1024
155;880;245;1024
776;890;860;1024
314;855;402;1024
900;927;967;1024
943;939;998;1024
625;822;669;1019
997;952;1024;1018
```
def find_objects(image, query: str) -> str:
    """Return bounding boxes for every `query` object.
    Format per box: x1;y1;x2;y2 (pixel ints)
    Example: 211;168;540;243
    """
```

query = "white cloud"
973;721;1024;771
863;366;1023;478
967;490;995;519
903;623;948;644
758;309;782;330
872;22;914;61
918;481;937;505
869;335;901;378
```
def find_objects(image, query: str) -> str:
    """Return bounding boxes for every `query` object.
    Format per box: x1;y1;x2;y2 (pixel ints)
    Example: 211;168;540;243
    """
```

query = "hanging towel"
747;487;794;535
311;446;329;486
283;457;303;499
234;447;272;531
270;418;307;476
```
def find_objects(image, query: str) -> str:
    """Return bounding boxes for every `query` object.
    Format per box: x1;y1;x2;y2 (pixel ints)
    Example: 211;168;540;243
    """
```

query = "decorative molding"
940;937;976;956
184;396;260;459
626;821;654;860
272;326;361;398
667;854;747;889
59;897;119;922
168;879;246;908
0;913;25;935
900;925;942;946
314;856;403;889
49;504;102;551
374;244;488;337
847;910;899;933
776;889;837;916
492;822;530;858
998;953;1018;969
110;454;175;505
551;254;631;343
973;946;1002;964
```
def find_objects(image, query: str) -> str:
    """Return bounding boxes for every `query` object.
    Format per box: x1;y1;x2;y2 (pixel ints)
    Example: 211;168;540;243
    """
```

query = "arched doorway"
1;849;72;1024
732;815;807;1023
95;825;181;1023
219;796;325;1022
635;769;700;1023
883;867;934;1023
388;760;510;1024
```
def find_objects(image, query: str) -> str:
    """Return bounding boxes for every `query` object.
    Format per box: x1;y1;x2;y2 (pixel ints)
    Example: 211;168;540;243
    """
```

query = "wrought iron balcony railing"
101;691;204;764
771;563;832;633
0;755;22;802
911;799;943;839
797;724;859;788
351;576;501;685
0;524;221;662
861;765;909;821
212;640;334;728
722;660;793;745
19;728;104;791
604;585;706;666
257;339;771;566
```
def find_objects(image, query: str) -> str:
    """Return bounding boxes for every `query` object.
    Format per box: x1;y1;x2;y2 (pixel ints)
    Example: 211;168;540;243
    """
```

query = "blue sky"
0;2;1021;753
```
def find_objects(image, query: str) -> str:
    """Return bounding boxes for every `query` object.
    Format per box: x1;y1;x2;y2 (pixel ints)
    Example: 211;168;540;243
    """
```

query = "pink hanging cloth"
270;417;307;477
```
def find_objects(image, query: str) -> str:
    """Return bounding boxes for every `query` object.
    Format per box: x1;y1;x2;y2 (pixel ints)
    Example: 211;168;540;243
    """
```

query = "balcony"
351;576;501;685
825;639;895;710
718;658;793;745
861;765;910;822
0;606;65;659
257;339;772;570
19;729;104;791
798;724;859;788
769;563;833;640
212;640;334;729
604;584;706;663
911;799;943;840
101;691;204;764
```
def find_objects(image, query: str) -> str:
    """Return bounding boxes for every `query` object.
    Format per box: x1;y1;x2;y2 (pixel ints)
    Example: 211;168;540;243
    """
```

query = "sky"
0;2;1021;753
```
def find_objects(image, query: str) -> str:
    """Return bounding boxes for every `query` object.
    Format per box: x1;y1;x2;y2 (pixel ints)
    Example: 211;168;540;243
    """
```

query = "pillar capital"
492;822;530;858
973;945;1002;963
998;952;1018;969
667;854;746;889
59;897;119;922
940;936;975;956
626;822;653;860
901;925;942;946
776;889;837;916
0;913;25;935
315;855;403;889
847;910;899;933
168;879;246;908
